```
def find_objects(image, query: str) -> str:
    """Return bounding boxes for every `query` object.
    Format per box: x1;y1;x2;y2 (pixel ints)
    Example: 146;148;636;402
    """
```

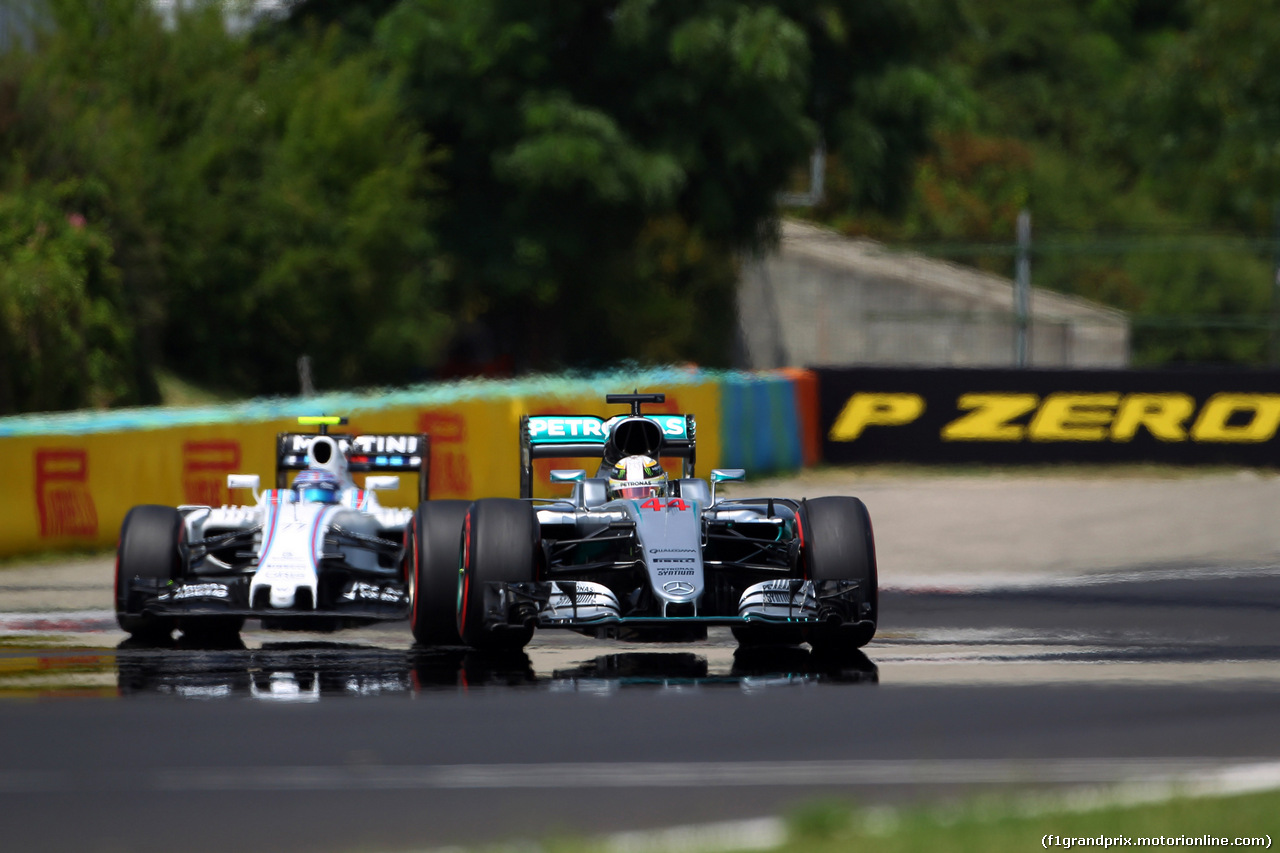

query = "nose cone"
628;499;704;606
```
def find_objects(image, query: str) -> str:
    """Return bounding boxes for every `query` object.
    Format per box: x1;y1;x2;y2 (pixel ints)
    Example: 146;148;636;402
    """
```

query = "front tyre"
799;496;878;654
457;499;539;652
115;505;182;640
410;500;471;646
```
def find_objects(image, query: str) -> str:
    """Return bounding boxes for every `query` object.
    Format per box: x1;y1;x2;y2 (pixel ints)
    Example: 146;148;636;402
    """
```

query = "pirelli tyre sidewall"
115;504;182;639
799;496;878;652
457;498;538;651
410;499;472;646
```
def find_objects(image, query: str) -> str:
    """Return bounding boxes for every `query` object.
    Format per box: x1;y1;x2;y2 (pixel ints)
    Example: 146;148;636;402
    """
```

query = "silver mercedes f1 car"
411;393;878;655
115;417;431;641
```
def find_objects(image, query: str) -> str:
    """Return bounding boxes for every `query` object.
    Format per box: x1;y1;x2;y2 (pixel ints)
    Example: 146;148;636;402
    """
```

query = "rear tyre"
410;500;471;646
458;499;539;652
799;496;878;654
115;505;183;640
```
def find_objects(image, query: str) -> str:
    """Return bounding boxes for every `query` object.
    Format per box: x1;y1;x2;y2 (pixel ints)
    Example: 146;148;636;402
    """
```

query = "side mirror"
364;475;400;491
550;469;586;484
709;469;745;505
227;474;260;502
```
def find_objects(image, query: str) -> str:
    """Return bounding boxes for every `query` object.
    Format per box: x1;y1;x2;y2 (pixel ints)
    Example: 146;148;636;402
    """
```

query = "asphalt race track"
2;472;1280;852
2;563;1280;852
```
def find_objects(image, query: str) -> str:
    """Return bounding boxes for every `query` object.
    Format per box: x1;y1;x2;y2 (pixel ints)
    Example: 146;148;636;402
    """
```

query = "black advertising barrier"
814;367;1280;466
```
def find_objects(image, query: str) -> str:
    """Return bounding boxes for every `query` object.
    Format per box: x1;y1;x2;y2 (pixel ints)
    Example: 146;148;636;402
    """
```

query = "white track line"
883;562;1280;593
3;757;1280;794
402;759;1280;853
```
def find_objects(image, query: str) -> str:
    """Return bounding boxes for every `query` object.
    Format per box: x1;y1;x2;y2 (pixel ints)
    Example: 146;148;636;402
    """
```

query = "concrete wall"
737;220;1130;369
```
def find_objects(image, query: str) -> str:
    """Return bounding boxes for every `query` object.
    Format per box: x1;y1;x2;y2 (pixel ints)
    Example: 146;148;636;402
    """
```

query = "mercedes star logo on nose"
663;581;695;595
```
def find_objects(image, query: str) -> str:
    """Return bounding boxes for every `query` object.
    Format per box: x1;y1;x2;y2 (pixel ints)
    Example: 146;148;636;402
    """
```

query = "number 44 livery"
410;393;878;655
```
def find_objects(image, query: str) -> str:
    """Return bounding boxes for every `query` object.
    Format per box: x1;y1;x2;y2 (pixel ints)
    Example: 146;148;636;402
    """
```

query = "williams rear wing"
519;410;697;499
275;431;432;503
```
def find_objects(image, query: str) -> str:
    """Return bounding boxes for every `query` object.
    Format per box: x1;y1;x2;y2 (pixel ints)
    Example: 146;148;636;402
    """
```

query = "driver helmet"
607;455;668;500
292;468;341;504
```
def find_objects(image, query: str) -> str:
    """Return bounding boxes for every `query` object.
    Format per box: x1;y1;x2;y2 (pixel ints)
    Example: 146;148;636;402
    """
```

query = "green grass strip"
484;788;1279;853
777;789;1277;853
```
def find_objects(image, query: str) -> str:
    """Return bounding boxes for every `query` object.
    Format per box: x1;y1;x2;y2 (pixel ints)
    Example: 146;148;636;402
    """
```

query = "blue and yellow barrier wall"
0;368;818;559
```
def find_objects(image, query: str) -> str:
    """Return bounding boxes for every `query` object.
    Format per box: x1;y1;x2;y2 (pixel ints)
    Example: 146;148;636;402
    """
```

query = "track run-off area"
2;468;1280;852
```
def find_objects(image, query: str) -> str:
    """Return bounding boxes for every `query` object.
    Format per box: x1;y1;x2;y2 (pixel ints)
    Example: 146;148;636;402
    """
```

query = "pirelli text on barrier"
815;367;1280;466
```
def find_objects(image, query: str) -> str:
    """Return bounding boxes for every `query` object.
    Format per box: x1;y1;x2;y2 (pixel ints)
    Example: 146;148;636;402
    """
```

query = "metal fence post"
1015;208;1031;367
298;355;315;397
1271;202;1280;365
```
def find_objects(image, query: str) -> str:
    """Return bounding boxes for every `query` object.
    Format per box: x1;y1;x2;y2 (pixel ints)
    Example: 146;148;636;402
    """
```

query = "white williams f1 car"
115;417;433;641
411;393;878;655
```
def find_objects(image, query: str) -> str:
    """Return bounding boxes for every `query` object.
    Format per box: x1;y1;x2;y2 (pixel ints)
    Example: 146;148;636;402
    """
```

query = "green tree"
366;0;815;369
1128;0;1280;229
0;0;188;409
0;181;138;411
785;0;966;216
362;0;950;370
0;0;964;411
0;0;447;402
161;29;446;393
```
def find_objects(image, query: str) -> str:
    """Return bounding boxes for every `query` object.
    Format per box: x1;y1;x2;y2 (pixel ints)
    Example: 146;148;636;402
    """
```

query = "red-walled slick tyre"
457;499;539;652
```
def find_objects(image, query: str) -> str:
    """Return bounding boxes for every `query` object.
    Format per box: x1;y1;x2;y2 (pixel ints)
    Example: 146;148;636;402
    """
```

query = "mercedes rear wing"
519;393;696;499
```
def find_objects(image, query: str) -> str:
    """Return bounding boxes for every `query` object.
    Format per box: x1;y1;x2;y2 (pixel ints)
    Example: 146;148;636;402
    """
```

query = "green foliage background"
4;0;1280;413
815;0;1280;366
